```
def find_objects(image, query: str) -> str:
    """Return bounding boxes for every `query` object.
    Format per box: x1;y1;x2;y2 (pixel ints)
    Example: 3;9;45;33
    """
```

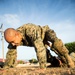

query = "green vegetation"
65;42;75;54
17;60;25;64
29;58;38;64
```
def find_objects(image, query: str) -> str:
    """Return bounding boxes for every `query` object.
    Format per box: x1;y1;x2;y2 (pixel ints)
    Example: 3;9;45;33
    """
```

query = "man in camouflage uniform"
4;23;74;68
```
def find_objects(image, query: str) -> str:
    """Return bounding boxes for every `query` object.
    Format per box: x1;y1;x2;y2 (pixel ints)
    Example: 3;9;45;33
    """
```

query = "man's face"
9;33;22;46
4;28;22;46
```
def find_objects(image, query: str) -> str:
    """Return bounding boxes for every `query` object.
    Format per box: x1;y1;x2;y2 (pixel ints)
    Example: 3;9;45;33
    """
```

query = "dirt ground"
0;67;75;75
0;64;75;75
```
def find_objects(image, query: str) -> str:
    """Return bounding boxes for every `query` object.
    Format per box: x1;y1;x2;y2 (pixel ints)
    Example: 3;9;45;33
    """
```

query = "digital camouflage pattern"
51;39;74;67
5;49;17;67
4;23;74;68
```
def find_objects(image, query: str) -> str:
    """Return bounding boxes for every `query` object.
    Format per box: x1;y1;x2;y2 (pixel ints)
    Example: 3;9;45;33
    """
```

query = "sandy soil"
0;64;75;75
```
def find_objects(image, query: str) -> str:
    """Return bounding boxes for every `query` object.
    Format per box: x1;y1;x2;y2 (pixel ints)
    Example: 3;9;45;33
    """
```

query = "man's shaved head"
4;28;16;42
4;28;22;46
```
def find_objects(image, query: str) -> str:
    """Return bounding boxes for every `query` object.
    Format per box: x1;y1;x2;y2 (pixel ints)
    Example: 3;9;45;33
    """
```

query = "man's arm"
33;38;47;68
4;44;17;68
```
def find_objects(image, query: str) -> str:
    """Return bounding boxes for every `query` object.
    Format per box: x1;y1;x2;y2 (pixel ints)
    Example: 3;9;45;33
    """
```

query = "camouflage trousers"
51;39;74;67
44;29;74;68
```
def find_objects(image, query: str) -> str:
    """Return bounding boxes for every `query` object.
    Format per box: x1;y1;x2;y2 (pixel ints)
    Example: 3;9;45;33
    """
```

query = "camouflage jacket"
8;23;49;49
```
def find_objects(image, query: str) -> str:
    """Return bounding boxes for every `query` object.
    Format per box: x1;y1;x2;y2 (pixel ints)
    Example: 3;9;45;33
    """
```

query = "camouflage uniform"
5;23;47;68
45;30;74;67
5;23;74;68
